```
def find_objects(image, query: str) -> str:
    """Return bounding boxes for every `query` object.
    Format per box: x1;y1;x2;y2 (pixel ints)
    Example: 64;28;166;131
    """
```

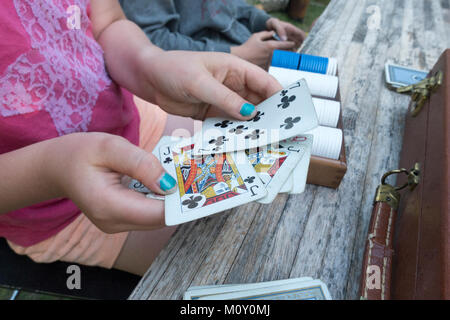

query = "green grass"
248;0;331;32
0;0;330;301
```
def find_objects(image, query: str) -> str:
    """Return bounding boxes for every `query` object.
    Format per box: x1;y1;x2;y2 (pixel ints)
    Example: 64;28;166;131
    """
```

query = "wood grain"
129;0;450;300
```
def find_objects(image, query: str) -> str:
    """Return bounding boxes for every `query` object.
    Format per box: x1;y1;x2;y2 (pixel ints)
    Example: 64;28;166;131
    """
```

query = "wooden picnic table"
129;0;450;300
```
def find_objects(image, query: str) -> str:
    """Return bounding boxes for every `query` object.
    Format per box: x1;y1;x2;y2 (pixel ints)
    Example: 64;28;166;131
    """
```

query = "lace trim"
0;0;111;135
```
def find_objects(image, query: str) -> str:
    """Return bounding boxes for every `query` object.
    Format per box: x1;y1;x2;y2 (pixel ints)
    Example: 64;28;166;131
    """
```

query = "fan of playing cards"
129;79;319;226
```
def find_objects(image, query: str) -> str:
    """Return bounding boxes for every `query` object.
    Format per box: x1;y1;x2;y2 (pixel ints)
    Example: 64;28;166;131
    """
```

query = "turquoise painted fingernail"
240;103;255;117
159;173;176;192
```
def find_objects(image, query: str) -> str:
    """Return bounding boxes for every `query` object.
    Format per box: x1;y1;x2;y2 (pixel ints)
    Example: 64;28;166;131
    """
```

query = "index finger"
242;60;282;99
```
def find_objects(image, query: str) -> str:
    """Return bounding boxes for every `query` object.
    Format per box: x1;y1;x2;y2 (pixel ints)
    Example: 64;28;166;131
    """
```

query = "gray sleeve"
235;1;271;32
120;0;231;52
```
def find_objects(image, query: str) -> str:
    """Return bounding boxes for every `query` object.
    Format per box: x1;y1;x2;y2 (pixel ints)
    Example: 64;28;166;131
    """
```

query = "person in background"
120;0;306;69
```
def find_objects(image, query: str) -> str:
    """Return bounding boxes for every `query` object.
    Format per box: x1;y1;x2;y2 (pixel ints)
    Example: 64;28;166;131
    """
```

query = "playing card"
195;279;332;300
128;179;151;194
183;277;314;300
289;135;313;194
279;173;294;193
246;138;307;204
161;140;266;226
278;135;313;194
192;79;319;155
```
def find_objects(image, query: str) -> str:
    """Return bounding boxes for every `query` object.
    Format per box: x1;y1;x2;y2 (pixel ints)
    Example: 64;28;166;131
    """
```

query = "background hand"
266;17;306;49
231;31;296;69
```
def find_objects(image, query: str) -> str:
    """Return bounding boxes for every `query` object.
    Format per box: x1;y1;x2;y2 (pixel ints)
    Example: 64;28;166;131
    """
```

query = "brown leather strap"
360;201;397;300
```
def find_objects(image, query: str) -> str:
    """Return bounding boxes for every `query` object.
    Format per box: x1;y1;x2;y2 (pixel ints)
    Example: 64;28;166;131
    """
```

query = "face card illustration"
193;79;319;155
161;141;266;226
246;138;307;204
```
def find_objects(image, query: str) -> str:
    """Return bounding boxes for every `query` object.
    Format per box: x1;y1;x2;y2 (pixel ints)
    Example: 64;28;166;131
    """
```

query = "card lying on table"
192;79;319;155
160;139;266;226
184;277;332;300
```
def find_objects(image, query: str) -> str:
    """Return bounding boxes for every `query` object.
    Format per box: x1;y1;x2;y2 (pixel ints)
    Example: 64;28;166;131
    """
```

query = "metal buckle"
375;163;420;209
395;71;443;117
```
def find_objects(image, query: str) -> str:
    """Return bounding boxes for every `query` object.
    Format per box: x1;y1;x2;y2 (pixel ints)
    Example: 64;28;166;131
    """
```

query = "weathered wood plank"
188;203;260;287
258;186;318;282
130;214;229;299
288;0;398;299
344;0;412;298
224;194;290;284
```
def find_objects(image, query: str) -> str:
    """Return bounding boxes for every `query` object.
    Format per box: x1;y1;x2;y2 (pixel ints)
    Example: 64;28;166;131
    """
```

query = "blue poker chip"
298;54;328;74
271;50;301;70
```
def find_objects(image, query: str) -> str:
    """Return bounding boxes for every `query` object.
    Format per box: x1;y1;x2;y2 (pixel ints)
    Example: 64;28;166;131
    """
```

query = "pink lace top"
0;0;140;246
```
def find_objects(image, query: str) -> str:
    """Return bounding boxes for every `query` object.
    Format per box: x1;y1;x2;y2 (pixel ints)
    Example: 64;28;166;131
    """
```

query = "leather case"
360;49;449;299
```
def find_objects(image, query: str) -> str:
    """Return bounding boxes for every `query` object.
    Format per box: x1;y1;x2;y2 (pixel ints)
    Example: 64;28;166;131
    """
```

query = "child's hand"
266;17;306;49
231;31;296;69
45;133;175;233
139;50;282;121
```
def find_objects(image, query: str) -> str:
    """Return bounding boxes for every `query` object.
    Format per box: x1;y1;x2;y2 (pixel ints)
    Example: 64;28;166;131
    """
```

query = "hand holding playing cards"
141;50;282;120
44;133;174;233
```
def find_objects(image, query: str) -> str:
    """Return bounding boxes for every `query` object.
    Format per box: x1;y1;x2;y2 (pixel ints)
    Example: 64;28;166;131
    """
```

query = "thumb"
255;30;277;41
100;136;177;195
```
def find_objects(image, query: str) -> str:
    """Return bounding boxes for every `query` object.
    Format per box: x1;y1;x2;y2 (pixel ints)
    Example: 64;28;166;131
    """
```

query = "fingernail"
159;173;177;192
240;103;255;117
281;36;288;41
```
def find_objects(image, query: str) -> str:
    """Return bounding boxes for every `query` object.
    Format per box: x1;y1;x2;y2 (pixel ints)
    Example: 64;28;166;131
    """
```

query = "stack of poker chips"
269;50;343;160
271;50;338;76
269;50;339;99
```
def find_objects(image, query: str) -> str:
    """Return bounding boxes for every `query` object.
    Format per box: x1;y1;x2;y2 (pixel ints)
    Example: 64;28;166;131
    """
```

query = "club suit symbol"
244;176;256;184
228;125;248;134
247;111;265;122
245;129;264;140
208;136;229;151
280;117;301;129
214;120;233;128
181;194;206;210
278;95;296;109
